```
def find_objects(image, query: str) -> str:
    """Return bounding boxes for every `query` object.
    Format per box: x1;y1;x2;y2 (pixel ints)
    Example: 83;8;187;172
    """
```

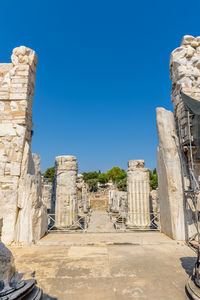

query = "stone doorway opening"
45;157;160;235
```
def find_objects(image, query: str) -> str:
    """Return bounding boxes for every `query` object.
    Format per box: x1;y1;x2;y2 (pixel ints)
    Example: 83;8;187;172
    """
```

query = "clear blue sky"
1;0;200;173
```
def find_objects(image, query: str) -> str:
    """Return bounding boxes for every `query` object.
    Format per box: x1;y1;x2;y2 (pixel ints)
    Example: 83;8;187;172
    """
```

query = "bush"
117;178;127;191
149;169;158;190
43;167;55;182
87;178;98;192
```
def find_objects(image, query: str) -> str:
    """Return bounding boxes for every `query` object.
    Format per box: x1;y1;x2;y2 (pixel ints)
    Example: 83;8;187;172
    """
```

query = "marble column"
55;155;78;228
126;160;150;228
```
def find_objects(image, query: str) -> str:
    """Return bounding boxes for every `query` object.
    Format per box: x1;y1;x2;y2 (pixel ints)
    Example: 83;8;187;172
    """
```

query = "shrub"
149;169;158;190
87;178;98;192
117;178;127;191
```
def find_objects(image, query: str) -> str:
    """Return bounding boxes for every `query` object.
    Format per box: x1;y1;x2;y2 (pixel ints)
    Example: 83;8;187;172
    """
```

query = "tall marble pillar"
55;155;78;228
126;160;150;228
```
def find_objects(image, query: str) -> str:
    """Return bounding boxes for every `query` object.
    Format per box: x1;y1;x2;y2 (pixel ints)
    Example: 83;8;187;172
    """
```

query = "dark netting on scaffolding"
181;92;200;159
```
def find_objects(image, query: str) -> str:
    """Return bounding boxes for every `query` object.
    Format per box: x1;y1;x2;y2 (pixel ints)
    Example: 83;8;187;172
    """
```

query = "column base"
126;223;149;230
0;279;42;300
186;276;200;299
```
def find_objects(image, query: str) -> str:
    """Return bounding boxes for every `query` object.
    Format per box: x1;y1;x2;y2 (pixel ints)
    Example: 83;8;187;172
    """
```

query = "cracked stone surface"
10;232;196;300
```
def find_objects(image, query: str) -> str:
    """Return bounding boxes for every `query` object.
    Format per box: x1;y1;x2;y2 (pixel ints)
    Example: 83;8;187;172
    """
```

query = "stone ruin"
0;218;42;298
0;241;42;299
156;34;200;300
157;35;200;241
77;174;90;213
0;46;47;245
107;160;159;230
108;190;127;214
42;177;52;213
126;160;150;228
0;46;160;242
54;155;79;228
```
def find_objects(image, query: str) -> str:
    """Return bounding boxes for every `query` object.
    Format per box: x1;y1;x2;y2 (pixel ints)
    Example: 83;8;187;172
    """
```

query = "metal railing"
47;213;89;232
110;212;160;231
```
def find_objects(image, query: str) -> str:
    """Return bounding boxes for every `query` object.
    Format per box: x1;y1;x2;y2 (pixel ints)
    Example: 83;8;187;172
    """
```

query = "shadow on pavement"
180;257;196;276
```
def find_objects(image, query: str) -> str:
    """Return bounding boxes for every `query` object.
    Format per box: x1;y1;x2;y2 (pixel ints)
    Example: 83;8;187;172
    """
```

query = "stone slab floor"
10;232;196;300
87;211;116;232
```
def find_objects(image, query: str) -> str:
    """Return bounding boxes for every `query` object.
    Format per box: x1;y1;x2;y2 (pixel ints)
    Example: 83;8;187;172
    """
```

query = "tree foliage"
107;167;125;183
98;173;109;185
149;168;158;190
115;170;127;183
82;171;99;182
43;167;55;182
82;167;127;191
87;178;98;192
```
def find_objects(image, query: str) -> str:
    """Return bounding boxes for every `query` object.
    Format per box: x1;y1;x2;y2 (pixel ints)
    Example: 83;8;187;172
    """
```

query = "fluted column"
126;160;150;228
55;155;78;228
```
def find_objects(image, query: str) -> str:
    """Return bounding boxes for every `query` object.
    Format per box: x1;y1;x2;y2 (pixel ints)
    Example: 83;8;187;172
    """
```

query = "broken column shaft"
126;160;150;228
54;155;78;228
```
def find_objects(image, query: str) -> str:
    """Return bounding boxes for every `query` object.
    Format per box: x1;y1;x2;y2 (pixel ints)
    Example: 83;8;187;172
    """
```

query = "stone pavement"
87;211;116;232
9;232;196;300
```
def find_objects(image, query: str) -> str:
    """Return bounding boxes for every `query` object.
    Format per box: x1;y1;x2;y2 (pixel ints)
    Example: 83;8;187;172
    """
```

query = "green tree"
87;178;98;192
98;173;109;185
43;167;55;182
153;168;157;175
115;170;127;183
107;167;125;183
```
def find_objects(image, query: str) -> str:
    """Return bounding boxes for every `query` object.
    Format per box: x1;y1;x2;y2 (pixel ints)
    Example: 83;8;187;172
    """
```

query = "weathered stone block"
156;107;185;240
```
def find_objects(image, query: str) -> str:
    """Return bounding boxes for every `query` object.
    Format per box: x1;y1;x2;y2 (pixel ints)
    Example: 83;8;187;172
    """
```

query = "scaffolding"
178;109;200;250
178;93;200;291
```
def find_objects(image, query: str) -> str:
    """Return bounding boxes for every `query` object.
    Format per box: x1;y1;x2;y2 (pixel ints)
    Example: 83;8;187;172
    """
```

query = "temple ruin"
0;46;47;245
1;39;199;299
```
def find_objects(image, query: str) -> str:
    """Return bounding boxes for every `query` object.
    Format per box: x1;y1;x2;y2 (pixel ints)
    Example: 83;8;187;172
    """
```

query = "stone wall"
0;46;47;244
170;35;200;145
54;155;78;228
126;160;150;228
